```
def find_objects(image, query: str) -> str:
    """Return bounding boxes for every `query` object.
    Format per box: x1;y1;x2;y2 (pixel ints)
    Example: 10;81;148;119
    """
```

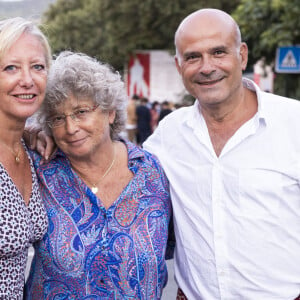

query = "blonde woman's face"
0;32;47;121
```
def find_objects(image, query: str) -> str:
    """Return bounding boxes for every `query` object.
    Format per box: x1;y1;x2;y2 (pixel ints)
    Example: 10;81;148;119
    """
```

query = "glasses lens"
73;108;92;121
48;115;65;128
47;105;99;128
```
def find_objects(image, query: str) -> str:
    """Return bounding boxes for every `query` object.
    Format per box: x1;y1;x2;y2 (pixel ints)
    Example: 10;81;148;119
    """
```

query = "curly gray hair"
37;51;127;140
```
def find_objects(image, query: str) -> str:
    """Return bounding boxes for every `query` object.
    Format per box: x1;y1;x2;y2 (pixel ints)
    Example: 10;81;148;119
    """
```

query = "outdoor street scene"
1;0;299;299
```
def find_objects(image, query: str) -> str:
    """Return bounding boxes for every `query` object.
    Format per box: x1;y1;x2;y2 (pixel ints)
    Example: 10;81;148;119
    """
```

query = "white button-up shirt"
143;79;300;300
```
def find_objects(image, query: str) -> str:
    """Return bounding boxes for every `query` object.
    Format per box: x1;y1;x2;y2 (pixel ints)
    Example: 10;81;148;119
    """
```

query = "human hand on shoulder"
23;126;56;162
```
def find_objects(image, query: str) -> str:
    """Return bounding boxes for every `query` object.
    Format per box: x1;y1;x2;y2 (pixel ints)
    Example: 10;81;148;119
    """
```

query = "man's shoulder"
264;91;299;103
261;92;300;112
159;105;194;126
260;92;300;130
144;105;194;154
244;77;300;111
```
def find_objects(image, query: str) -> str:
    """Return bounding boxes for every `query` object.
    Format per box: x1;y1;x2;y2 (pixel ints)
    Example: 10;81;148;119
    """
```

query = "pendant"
91;186;98;194
15;156;20;163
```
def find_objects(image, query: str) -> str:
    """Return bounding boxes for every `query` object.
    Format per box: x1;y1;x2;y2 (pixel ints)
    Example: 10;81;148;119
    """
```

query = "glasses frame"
46;104;100;128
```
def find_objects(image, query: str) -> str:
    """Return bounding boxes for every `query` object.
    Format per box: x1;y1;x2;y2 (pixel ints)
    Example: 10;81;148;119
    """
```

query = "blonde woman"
0;17;51;299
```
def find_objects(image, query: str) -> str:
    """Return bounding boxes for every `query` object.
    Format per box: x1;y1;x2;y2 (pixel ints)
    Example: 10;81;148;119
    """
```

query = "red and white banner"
127;53;150;98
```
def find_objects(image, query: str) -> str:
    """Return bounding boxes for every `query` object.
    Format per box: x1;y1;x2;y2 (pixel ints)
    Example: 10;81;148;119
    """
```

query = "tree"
42;0;240;71
233;0;300;98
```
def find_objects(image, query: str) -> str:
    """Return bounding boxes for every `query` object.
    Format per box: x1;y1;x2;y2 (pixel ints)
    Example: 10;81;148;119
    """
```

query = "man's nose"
199;56;215;75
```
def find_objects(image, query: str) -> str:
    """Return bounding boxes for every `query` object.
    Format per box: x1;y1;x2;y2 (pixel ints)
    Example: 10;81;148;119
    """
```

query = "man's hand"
36;131;56;162
23;126;56;162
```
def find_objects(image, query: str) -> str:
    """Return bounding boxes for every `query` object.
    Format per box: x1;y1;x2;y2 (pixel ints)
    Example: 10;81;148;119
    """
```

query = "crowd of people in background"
125;94;183;145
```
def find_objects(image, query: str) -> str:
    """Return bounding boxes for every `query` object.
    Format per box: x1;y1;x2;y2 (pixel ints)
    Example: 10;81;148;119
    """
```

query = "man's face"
175;13;248;108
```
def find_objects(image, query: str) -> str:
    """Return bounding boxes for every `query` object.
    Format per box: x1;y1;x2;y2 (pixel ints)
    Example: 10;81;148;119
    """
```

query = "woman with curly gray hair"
25;51;173;299
37;51;127;140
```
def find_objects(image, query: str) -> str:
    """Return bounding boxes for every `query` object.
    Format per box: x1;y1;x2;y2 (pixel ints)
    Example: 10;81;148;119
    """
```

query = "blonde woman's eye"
4;65;16;71
33;64;45;71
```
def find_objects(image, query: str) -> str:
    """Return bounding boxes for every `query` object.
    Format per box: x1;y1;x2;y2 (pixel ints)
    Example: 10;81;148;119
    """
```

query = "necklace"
91;145;116;194
0;139;22;163
77;145;116;194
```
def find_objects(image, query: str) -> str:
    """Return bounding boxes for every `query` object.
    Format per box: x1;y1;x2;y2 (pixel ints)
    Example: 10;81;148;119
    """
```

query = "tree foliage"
41;0;299;98
42;0;240;71
233;0;300;98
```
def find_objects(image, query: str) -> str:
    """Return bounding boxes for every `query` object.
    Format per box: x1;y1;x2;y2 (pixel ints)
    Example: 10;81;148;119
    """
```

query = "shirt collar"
242;77;266;122
185;77;267;130
125;139;147;161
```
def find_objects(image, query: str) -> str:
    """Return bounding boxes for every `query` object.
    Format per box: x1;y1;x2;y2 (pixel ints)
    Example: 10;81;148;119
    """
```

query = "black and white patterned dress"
0;148;48;299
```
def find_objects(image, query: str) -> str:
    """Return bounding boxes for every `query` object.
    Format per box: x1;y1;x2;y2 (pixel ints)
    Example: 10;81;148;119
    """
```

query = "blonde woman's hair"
0;17;52;68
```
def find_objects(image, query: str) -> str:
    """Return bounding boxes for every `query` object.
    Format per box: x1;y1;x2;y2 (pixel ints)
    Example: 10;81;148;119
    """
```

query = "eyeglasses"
47;104;100;128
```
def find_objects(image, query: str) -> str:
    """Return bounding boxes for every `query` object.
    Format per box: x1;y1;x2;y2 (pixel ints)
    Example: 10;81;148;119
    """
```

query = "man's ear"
175;55;182;75
240;42;248;71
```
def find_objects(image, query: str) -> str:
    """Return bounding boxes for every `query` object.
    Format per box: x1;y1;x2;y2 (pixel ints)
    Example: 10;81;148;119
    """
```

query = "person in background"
136;96;151;145
150;100;160;132
143;8;300;300
0;17;50;299
158;100;173;122
24;51;172;299
126;94;139;143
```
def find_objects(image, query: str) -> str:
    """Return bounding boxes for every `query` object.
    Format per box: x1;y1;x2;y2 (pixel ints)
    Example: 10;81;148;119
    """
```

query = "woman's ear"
108;110;116;124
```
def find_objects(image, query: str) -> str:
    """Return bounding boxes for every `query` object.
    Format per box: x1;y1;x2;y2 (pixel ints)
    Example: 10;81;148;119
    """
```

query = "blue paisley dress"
25;141;172;299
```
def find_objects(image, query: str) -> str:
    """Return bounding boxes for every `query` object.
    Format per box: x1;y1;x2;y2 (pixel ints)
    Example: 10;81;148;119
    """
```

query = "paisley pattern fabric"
25;141;172;299
0;144;48;300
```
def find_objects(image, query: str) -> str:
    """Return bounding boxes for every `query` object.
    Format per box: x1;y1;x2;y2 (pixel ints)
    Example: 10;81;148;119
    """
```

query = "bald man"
144;8;300;300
